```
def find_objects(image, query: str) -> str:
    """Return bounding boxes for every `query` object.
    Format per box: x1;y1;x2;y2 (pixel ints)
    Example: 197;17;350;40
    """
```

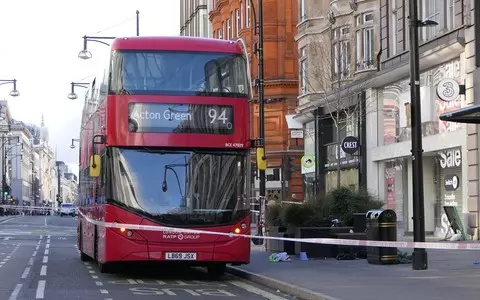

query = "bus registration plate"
165;252;197;260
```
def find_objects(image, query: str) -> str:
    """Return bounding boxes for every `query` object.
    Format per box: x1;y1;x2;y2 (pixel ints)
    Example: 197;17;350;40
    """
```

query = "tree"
301;24;375;190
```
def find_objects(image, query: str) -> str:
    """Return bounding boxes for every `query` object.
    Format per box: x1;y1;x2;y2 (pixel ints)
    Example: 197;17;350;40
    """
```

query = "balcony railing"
355;59;375;71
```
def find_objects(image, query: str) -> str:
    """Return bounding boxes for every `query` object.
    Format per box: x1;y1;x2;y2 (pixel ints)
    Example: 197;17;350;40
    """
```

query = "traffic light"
282;156;294;181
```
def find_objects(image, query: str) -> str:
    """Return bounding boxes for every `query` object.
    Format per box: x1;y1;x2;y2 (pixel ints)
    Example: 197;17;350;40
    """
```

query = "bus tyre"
98;262;110;273
207;263;226;278
80;252;90;262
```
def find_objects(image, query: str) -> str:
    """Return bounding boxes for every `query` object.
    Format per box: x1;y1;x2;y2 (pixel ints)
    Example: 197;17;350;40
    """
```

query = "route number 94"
208;108;228;124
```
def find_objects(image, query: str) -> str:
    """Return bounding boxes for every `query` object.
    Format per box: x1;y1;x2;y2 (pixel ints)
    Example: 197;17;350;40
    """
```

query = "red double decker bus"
77;36;254;276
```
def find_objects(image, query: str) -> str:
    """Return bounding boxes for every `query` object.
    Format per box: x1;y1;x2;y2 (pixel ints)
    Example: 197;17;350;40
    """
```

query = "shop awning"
439;104;480;124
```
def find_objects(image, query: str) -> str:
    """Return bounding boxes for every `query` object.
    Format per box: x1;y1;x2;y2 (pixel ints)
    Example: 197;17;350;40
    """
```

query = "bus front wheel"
207;263;226;278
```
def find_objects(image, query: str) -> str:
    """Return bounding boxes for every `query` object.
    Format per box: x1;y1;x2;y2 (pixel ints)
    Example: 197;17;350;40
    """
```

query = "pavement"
0;215;298;300
227;240;480;300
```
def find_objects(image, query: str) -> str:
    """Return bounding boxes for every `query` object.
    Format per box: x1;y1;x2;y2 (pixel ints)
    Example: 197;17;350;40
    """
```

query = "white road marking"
47;235;51;239
44;218;47;226
230;280;288;300
28;258;34;265
21;267;31;279
100;289;109;294
45;244;49;249
36;280;46;299
40;235;43;239
95;281;103;286
92;275;99;279
32;251;37;256
0;232;31;235
8;283;22;300
35;246;39;250
42;256;48;263
40;265;47;276
44;249;49;255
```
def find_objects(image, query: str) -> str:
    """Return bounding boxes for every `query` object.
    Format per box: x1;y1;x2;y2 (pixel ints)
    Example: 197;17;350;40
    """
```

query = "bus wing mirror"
89;155;101;177
91;134;106;156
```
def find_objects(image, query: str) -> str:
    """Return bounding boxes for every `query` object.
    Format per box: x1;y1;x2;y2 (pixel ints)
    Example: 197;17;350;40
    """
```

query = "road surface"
0;215;294;300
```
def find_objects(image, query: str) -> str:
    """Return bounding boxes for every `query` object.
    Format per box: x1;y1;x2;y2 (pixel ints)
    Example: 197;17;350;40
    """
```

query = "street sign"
437;78;460;102
301;154;315;174
341;136;360;154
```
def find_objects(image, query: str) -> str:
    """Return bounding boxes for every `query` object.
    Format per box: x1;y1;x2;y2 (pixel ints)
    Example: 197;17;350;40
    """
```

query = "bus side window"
98;152;107;204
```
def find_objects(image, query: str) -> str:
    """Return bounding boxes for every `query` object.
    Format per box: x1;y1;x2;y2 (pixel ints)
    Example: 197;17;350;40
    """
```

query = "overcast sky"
0;0;180;175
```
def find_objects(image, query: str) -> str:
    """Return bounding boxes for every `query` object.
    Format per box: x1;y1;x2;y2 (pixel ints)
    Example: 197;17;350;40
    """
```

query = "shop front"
301;104;365;201
366;58;468;237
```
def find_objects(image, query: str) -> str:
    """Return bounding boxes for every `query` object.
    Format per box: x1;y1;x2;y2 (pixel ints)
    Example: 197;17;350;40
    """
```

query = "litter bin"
366;209;397;265
283;233;295;255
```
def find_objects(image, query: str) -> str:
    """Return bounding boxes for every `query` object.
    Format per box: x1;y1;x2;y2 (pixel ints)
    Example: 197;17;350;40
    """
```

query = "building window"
236;9;240;36
240;1;243;28
422;0;441;41
218;27;223;39
446;0;455;29
227;18;232;39
355;12;375;71
381;59;462;146
390;0;397;56
202;12;209;37
300;47;307;94
299;0;306;22
332;26;351;80
421;0;457;42
246;1;251;27
230;11;234;37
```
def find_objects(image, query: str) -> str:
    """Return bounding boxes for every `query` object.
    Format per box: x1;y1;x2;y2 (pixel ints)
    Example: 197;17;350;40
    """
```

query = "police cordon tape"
2;204;480;250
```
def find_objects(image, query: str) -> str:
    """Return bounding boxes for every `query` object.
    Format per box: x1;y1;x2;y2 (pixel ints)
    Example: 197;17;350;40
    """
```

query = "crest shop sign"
340;136;360;155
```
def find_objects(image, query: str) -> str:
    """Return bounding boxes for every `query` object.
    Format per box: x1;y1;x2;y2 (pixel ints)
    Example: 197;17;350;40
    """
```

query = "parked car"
59;203;76;217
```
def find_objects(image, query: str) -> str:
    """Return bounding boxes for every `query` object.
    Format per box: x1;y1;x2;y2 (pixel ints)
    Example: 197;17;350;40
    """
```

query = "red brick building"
208;0;303;202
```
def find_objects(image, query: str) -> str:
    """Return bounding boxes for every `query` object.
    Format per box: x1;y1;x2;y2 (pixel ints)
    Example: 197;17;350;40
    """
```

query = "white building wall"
365;58;468;237
34;145;54;204
10;130;32;205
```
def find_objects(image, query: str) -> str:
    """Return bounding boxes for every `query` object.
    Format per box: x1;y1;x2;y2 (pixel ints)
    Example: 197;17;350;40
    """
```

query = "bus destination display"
128;103;234;134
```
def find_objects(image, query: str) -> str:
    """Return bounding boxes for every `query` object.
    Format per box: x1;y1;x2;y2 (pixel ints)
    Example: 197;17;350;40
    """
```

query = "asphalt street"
0;215;295;300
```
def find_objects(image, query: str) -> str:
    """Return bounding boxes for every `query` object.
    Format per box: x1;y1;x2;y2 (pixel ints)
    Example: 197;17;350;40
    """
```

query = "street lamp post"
70;139;80;149
246;0;266;237
68;82;90;100
55;161;62;205
256;0;266;228
408;0;438;271
78;10;140;60
0;79;20;97
78;36;116;60
136;10;140;36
